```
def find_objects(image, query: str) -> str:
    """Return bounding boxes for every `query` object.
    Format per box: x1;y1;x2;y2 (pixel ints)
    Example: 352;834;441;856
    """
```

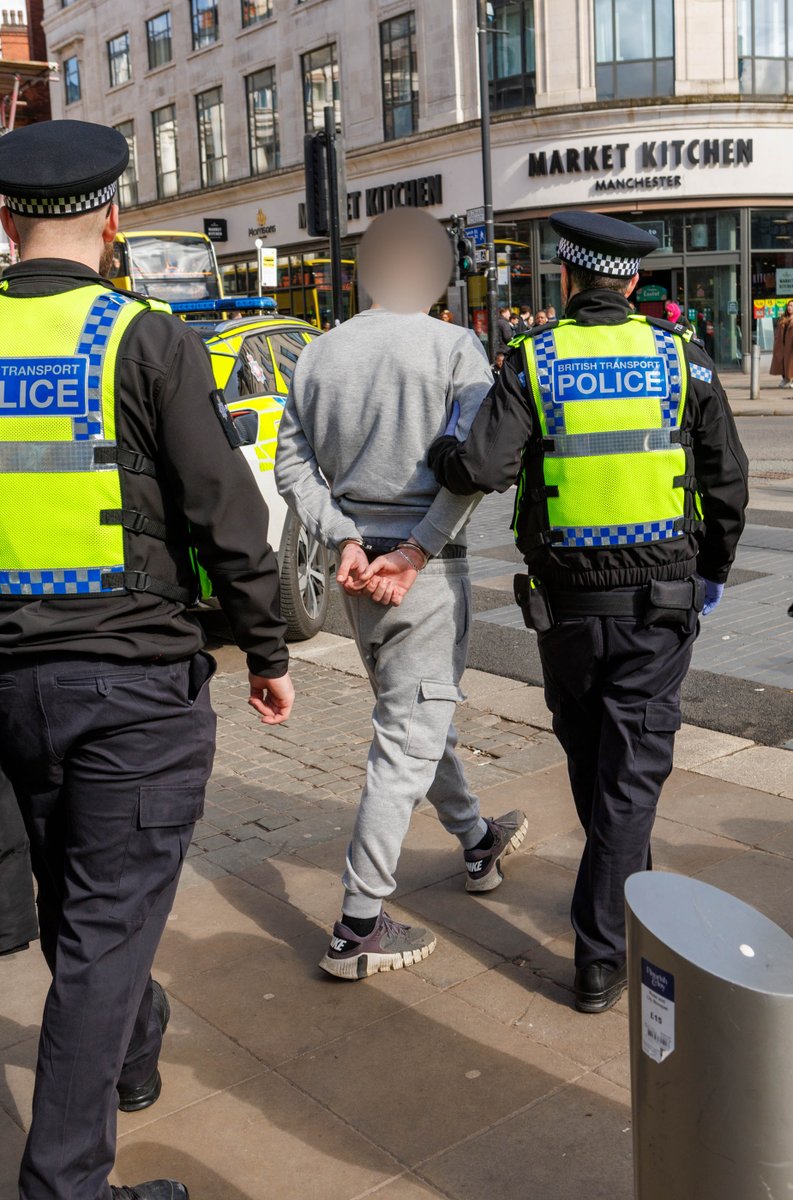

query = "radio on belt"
552;355;668;402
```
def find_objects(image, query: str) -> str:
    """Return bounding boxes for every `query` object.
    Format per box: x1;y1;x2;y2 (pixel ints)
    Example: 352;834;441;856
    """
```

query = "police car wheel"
279;514;330;641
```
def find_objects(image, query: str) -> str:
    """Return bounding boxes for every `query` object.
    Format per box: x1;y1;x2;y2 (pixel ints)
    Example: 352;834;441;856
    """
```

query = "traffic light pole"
477;0;499;363
324;105;345;327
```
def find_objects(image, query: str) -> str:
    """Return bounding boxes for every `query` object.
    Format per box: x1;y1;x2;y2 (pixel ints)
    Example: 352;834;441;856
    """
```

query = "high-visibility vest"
514;314;702;551
0;282;193;603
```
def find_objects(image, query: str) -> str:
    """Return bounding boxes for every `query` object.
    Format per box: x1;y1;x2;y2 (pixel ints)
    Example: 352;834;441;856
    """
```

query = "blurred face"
535;311;547;325
357;208;453;313
786;302;793;316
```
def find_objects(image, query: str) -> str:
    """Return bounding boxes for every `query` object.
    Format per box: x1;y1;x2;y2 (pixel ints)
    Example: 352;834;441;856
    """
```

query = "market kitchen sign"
528;137;753;194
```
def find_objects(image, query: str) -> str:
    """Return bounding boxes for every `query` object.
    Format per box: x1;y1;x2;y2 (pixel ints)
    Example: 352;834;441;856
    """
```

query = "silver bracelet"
394;546;424;571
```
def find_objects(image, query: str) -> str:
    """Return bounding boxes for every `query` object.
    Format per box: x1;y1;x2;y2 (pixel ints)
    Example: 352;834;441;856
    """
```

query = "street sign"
475;246;489;265
466;206;485;226
257;245;278;289
465;224;486;246
203;217;228;243
727;299;739;315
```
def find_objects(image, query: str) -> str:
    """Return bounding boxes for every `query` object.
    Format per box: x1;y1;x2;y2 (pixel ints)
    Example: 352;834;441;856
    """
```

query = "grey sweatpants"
340;558;486;918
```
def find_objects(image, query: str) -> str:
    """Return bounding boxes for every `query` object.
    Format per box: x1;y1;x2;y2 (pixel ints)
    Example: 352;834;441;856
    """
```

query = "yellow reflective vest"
514;314;702;552
0;283;191;602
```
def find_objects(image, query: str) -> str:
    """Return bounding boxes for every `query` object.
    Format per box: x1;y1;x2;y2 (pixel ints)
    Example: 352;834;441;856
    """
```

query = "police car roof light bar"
169;296;278;315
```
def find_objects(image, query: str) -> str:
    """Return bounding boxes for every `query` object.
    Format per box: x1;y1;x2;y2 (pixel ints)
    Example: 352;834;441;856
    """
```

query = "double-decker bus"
110;230;222;303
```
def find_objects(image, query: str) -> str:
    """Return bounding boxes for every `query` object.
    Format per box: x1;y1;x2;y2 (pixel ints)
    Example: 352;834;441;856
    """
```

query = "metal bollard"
750;341;761;400
625;872;793;1199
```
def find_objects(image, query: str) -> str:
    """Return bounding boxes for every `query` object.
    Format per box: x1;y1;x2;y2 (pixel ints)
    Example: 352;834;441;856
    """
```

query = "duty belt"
550;588;645;618
362;539;467;563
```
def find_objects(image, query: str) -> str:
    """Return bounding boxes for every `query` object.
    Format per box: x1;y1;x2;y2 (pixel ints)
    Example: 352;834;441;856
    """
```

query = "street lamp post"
477;0;499;363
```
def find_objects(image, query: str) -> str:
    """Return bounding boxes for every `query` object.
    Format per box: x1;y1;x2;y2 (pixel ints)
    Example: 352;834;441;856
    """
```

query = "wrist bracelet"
394;546;424;571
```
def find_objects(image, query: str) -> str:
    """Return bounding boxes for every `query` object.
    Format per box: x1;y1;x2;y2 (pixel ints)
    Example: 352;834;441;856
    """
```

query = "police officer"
0;121;294;1199
430;210;749;1014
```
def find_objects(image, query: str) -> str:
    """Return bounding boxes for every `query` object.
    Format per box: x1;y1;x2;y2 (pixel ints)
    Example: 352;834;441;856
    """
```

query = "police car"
171;296;328;640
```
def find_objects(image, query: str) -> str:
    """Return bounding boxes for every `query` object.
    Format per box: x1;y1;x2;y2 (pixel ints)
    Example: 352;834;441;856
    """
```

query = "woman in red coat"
770;300;793;386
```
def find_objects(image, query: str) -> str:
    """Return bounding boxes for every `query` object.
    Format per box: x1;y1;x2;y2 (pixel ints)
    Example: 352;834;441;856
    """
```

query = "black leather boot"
118;980;170;1112
111;1182;189;1199
574;960;627;1013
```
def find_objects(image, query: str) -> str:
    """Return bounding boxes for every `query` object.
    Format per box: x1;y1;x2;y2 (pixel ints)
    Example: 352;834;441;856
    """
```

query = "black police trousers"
0;652;216;1200
0;765;38;955
537;610;697;972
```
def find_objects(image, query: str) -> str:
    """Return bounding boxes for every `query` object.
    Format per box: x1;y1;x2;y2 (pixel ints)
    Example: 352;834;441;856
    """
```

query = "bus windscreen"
125;235;221;302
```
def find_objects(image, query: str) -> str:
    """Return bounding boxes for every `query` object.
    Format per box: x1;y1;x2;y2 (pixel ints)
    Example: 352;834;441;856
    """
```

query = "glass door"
685;261;741;369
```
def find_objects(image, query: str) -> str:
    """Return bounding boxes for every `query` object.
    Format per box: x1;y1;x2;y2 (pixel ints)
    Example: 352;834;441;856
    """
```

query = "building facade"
41;0;793;364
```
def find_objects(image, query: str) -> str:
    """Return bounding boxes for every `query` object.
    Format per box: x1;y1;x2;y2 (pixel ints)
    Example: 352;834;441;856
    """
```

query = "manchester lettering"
529;138;753;177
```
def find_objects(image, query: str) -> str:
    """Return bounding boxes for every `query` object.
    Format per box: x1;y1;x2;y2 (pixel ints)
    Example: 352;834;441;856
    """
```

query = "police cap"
0;120;129;218
550;210;659;278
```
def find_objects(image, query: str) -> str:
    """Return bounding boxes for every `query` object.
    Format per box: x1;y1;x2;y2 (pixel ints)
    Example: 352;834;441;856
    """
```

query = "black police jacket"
430;290;749;591
0;260;288;677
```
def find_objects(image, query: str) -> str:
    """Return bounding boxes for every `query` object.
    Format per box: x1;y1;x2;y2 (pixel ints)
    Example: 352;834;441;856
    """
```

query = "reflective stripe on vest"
519;316;692;549
0;287;149;595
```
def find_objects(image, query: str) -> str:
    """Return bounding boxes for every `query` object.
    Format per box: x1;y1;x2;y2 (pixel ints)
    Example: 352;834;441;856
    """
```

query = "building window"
107;33;131;88
302;43;340;132
487;0;536;111
242;0;271;27
114;120;138;207
63;55;81;104
246;67;279;175
147;12;173;69
190;0;218;50
196;86;227;187
738;0;793;94
152;104;179;198
380;12;418;140
594;0;674;100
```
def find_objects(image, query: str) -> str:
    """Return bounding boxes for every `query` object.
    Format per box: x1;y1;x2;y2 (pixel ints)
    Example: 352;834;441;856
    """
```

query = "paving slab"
363;1175;448;1199
168;927;436;1068
113;1071;401;1200
694;848;793;938
451;962;629;1070
420;1072;632;1200
0;1108;26;1198
279;990;580;1167
673;723;755;769
653;767;793;845
401;854;574;961
692;744;793;798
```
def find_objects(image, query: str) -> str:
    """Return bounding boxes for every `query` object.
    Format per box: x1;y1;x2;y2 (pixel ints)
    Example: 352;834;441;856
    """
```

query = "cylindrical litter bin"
625;871;793;1199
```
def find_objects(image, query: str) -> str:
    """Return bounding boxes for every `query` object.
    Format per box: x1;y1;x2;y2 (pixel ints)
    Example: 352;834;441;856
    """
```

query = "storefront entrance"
637;259;741;368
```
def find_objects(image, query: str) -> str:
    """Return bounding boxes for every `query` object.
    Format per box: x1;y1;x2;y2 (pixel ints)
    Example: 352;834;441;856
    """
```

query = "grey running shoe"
319;911;437;980
464;810;529;893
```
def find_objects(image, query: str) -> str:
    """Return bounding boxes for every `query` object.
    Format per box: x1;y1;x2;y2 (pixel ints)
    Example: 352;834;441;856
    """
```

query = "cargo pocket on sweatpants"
404;679;463;761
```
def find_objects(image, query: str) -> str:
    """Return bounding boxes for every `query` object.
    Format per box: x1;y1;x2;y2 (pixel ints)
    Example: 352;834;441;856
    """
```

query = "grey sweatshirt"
274;309;492;554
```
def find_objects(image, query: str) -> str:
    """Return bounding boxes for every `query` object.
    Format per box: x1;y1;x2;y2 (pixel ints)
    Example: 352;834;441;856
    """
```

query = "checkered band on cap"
4;181;117;217
556;235;641;278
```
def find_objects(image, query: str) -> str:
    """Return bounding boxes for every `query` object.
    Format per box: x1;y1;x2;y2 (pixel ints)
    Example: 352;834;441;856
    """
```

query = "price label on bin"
641;958;675;1063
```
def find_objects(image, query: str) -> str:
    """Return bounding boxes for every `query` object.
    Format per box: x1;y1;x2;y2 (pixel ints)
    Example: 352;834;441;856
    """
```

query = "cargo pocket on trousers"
112;785;205;927
404;680;463;761
631;702;681;808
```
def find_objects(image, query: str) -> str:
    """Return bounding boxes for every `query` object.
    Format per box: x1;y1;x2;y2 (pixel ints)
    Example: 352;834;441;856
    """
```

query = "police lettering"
0;377;83;411
552;356;668;403
0;357;89;417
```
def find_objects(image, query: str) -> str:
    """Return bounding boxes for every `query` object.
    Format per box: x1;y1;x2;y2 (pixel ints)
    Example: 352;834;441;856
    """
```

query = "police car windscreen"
126;235;221;302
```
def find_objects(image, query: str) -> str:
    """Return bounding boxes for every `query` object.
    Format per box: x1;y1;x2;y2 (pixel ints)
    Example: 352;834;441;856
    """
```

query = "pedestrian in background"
439;307;455;323
276;207;527;982
496;304;514;353
770;299;793;387
517;305;533;333
664;299;693;332
534;309;548;326
0;119;294;1200
492;350;506;378
546;305;557;322
430;209;748;1015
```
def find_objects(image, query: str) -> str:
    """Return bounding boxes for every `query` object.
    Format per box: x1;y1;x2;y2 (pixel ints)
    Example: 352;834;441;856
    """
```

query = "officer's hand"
359;553;418;606
336;543;370;594
248;671;295;724
697;577;725;616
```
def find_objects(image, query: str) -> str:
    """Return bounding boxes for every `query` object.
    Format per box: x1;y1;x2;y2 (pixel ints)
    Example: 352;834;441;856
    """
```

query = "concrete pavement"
721;366;793;415
2;633;792;1199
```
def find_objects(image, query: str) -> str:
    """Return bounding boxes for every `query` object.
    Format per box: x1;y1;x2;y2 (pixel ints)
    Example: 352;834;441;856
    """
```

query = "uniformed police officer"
430;210;749;1014
0;121;294;1200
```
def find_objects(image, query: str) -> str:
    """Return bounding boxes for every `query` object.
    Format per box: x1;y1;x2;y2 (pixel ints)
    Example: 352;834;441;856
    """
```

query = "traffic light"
456;233;476;277
304;132;329;238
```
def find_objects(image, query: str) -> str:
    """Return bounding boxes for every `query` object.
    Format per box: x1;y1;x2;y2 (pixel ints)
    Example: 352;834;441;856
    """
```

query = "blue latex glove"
443;399;461;437
700;577;724;616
